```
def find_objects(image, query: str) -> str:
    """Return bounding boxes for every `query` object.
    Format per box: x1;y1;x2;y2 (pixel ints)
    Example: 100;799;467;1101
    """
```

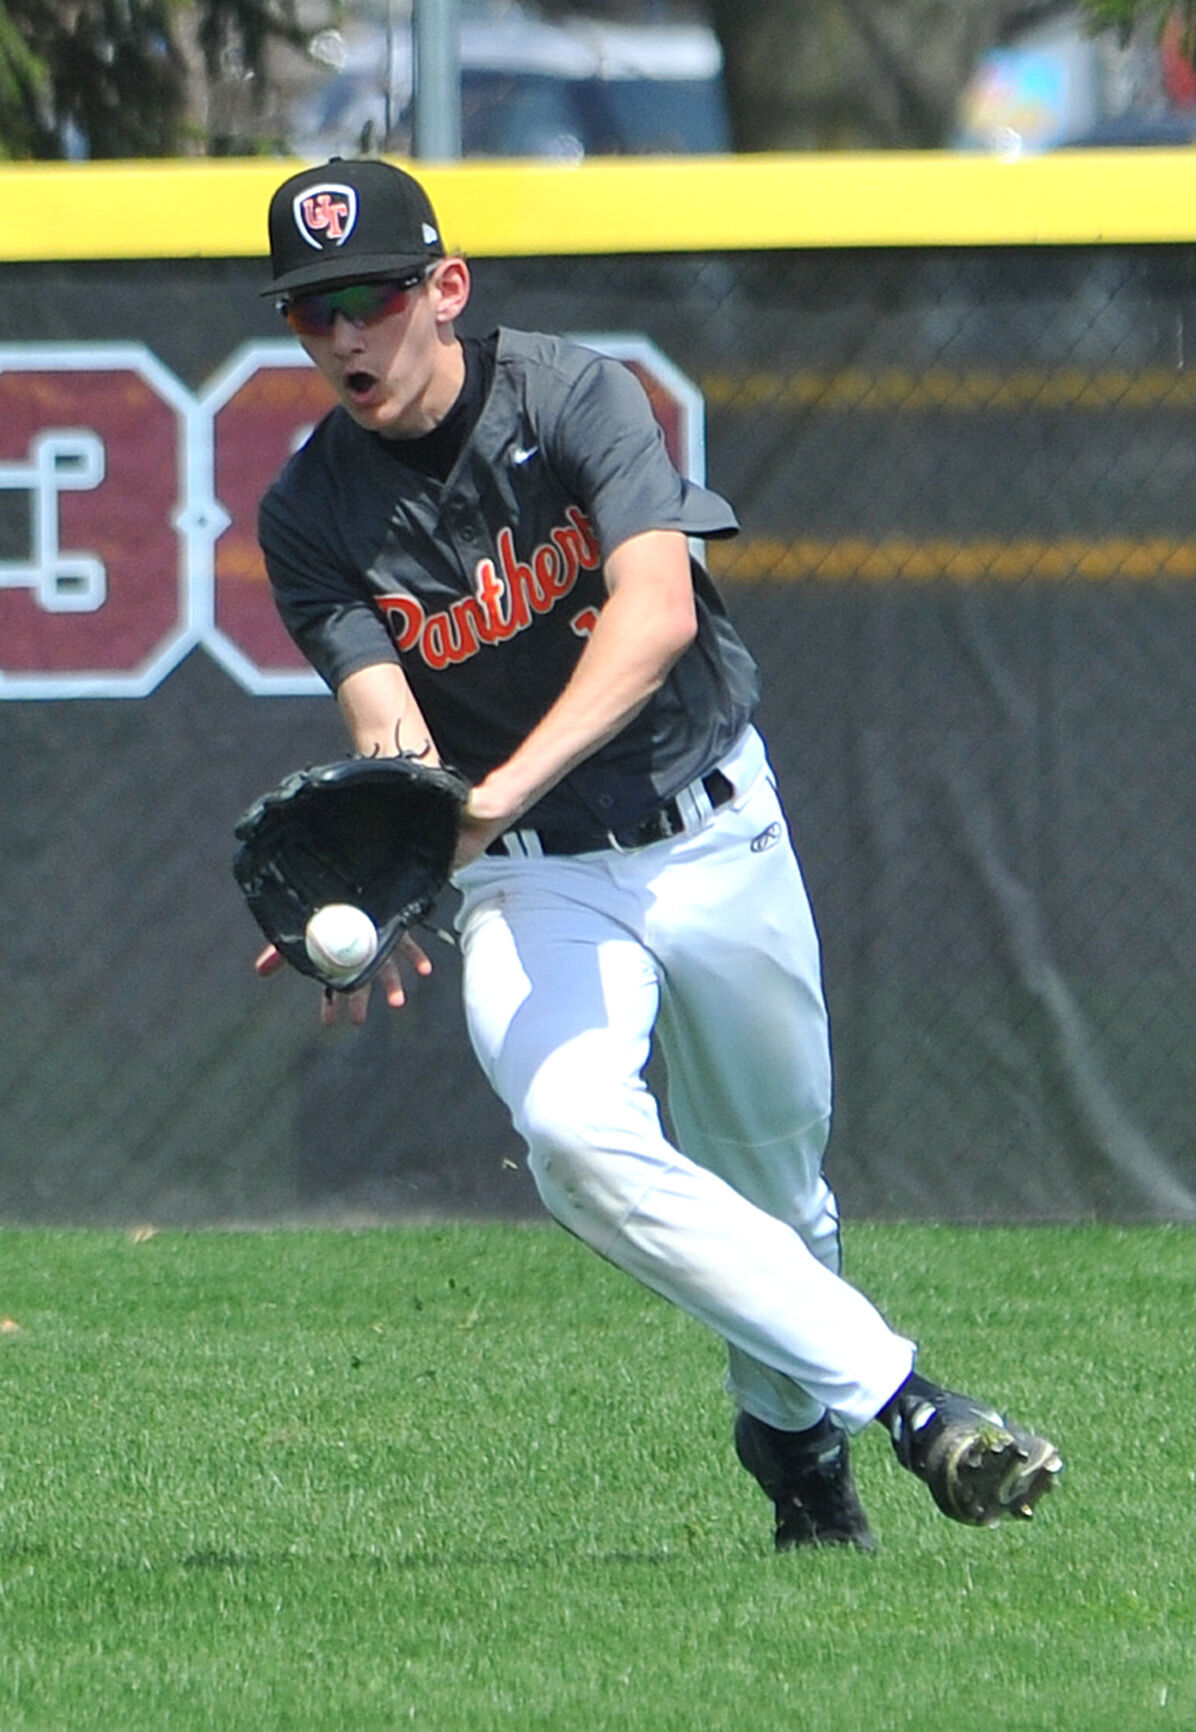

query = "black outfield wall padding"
1;246;1193;1224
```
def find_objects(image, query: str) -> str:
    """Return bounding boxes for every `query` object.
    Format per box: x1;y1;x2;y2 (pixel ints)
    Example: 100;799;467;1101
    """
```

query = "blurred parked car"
291;5;730;160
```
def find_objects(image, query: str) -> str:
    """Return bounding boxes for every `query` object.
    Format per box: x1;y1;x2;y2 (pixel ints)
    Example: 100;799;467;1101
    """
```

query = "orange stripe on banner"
707;537;1196;583
698;367;1196;414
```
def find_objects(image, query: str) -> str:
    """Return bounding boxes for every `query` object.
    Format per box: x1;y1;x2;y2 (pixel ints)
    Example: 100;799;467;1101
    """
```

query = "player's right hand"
253;933;433;1027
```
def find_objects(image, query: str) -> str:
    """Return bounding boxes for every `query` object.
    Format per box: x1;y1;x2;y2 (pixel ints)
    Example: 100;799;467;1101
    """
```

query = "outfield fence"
0;156;1193;1224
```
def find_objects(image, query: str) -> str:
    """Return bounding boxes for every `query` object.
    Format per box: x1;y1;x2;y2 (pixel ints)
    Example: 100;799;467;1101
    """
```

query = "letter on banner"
203;345;332;695
0;348;199;697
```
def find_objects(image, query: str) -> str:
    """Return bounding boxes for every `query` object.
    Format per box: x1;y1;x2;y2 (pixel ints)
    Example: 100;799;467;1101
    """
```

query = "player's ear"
430;256;470;326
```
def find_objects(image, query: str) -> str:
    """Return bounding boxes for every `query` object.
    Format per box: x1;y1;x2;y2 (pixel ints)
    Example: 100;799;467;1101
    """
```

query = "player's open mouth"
344;370;378;401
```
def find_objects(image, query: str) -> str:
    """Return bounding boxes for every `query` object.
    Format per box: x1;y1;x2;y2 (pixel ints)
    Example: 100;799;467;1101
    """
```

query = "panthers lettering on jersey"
377;507;602;671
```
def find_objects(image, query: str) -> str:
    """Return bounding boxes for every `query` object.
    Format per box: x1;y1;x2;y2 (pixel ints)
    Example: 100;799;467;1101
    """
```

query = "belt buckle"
606;800;682;854
654;802;686;841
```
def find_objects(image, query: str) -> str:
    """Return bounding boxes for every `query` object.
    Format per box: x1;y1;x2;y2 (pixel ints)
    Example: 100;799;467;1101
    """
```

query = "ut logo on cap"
293;184;358;250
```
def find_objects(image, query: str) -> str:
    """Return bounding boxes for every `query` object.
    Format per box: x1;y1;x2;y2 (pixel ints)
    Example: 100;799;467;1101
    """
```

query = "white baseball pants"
453;727;914;1433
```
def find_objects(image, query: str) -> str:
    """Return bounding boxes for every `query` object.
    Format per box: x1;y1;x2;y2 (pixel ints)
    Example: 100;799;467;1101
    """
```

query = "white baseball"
304;904;379;982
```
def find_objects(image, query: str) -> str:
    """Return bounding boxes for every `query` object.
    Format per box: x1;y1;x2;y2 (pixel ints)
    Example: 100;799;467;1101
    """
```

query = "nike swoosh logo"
512;444;539;466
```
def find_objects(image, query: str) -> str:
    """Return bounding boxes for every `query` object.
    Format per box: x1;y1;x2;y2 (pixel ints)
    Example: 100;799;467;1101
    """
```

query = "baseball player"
254;157;1062;1549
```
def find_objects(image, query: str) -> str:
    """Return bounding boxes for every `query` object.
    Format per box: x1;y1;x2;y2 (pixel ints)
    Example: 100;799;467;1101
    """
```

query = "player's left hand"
254;932;433;1026
233;753;467;993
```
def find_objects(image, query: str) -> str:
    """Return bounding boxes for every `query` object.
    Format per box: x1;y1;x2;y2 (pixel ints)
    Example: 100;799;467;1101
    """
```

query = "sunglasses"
279;268;433;338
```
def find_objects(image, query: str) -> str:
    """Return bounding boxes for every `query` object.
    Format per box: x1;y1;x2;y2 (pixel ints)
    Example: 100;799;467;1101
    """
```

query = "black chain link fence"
0;243;1192;1223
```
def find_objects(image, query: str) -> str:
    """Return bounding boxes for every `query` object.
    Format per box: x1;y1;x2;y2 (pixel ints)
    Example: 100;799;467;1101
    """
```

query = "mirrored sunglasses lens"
283;294;336;336
284;276;423;337
333;282;399;324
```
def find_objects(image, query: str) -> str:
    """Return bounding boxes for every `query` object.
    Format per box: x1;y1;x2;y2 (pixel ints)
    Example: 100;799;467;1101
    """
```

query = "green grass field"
0;1220;1192;1731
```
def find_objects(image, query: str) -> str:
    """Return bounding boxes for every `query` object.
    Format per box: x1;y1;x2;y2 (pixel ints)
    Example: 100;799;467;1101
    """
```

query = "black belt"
486;768;735;858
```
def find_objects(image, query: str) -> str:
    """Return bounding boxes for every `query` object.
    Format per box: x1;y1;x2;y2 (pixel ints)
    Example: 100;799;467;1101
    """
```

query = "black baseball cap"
263;157;445;297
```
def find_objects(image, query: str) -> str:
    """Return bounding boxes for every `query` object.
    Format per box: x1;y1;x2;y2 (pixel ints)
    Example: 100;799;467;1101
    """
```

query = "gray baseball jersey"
259;327;760;834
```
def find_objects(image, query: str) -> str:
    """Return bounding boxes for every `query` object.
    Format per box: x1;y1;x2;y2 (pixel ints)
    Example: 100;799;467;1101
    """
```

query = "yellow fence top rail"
3;149;1196;263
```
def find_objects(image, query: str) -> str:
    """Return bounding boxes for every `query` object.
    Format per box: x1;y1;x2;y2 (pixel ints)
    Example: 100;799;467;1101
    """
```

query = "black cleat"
887;1379;1063;1527
735;1410;877;1552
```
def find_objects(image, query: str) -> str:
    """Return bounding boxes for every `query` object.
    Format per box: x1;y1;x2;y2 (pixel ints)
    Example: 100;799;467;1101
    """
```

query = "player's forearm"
337;661;440;762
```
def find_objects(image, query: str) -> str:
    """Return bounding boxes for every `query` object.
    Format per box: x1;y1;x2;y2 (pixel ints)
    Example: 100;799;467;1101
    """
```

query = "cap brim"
261;249;441;298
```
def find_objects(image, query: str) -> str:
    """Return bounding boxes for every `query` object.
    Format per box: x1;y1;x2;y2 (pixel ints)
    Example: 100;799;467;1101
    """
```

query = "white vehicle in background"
292;4;730;160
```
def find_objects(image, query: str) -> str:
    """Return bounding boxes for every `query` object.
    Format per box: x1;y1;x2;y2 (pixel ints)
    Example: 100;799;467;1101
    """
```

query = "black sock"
749;1411;838;1447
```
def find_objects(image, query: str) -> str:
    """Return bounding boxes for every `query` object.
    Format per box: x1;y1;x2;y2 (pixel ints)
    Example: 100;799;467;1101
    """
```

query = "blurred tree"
7;0;1173;160
1078;0;1196;93
536;0;1044;149
1080;0;1195;33
0;0;315;158
705;0;1034;149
